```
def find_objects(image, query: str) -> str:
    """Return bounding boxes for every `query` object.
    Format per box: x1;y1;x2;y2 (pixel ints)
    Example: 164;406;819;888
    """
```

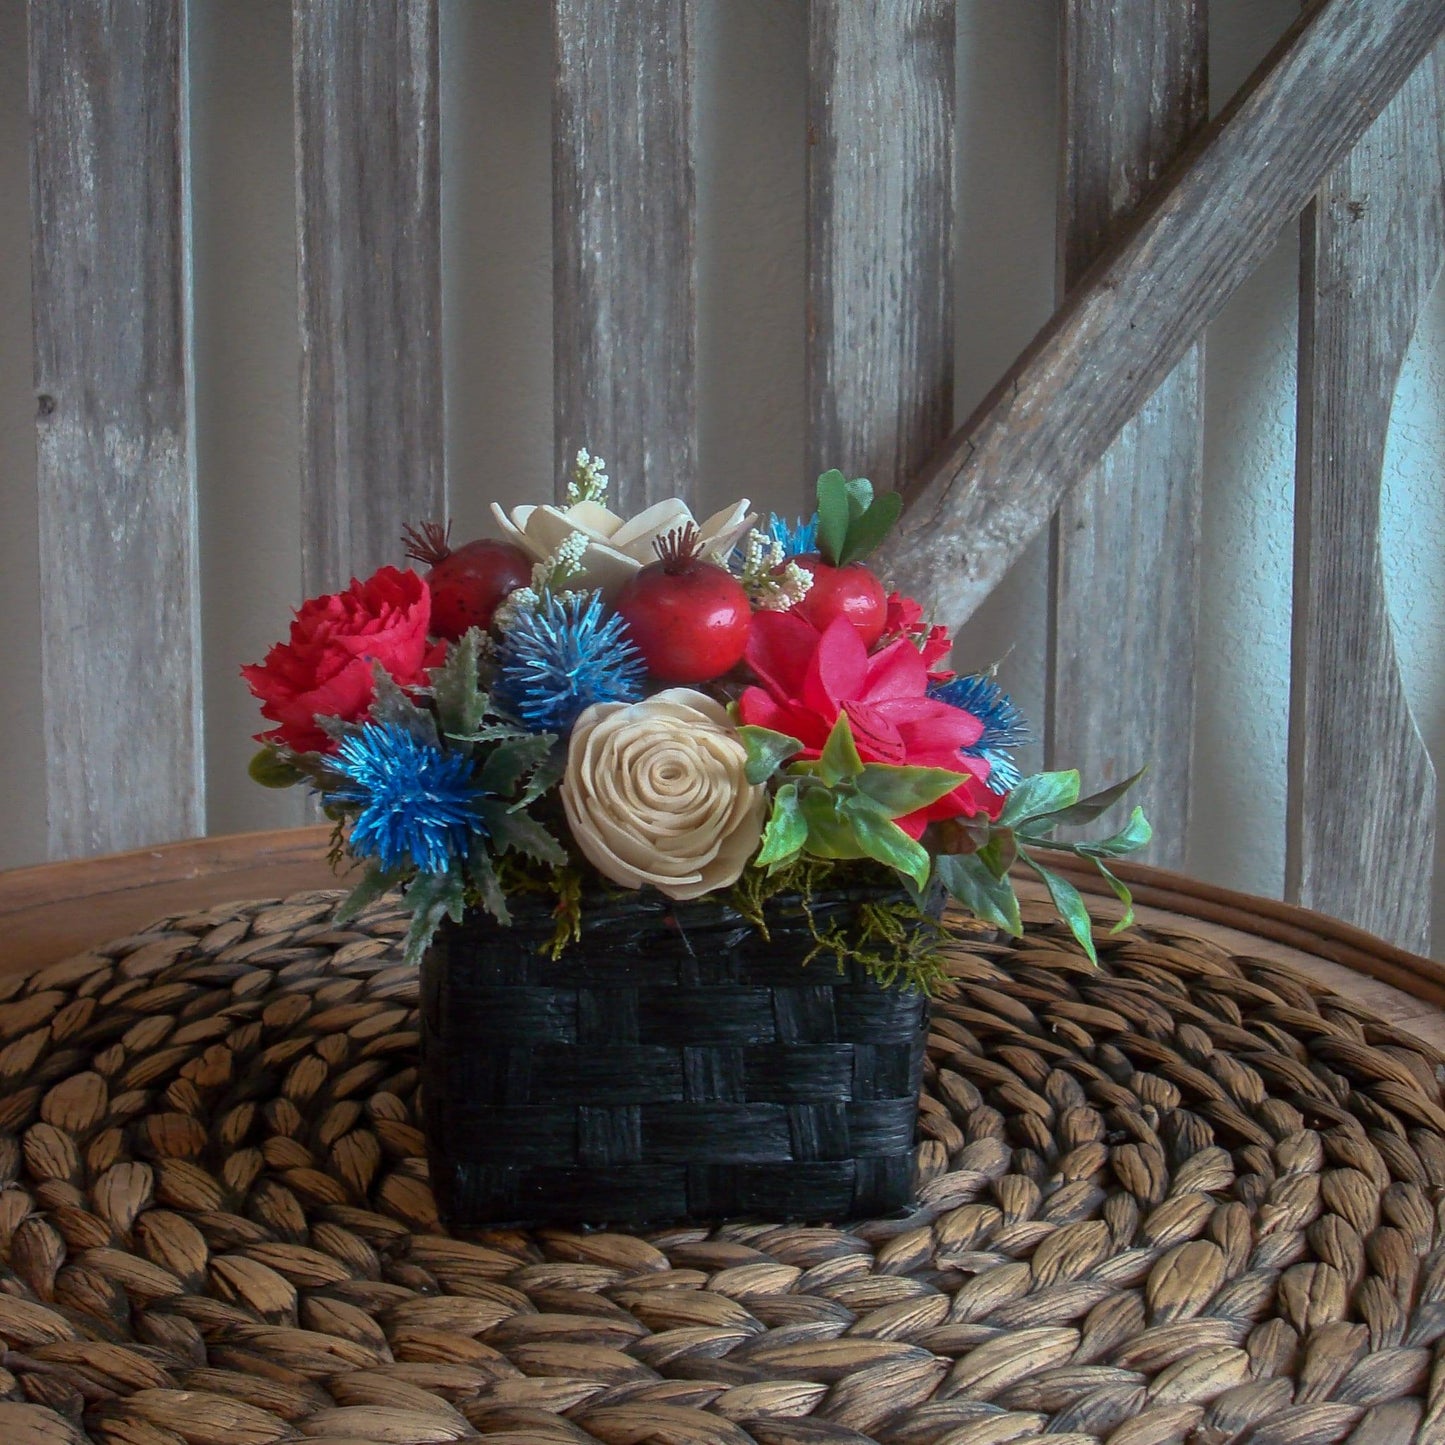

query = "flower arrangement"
245;456;1149;985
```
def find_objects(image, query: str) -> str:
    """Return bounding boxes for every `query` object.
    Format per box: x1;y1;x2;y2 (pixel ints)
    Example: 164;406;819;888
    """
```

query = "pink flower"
882;592;953;679
243;567;444;755
738;611;1003;835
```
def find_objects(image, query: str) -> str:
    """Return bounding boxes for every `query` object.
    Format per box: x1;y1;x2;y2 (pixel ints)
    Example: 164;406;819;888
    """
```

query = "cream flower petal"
696;501;756;560
610;499;695;557
489;501;531;550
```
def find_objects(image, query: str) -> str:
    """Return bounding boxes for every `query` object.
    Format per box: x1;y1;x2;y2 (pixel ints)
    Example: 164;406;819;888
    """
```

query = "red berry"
404;522;532;640
615;525;752;683
790;555;887;645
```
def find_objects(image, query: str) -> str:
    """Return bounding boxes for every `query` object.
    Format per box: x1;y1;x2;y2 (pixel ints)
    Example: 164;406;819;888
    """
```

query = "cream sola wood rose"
561;690;768;900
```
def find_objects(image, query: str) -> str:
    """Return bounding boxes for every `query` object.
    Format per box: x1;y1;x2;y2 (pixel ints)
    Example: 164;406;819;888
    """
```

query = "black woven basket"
419;887;932;1228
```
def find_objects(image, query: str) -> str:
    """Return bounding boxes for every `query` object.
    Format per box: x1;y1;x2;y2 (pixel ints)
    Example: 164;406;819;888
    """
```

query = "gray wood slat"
294;0;443;594
27;0;202;859
1048;0;1208;866
1288;44;1444;954
878;0;1445;627
806;0;954;492
552;0;697;513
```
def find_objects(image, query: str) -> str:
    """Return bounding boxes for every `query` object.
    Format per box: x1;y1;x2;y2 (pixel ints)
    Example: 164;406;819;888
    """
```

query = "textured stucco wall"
0;0;1441;949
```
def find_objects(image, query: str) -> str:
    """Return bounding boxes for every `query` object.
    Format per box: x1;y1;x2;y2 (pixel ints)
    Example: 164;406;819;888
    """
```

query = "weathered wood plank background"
27;0;203;860
1288;41;1445;955
1048;0;1208;866
806;0;955;494
553;0;697;513
11;0;1445;954
294;0;444;594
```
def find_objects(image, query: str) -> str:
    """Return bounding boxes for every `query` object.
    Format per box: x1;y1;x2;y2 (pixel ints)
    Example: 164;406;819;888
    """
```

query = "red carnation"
242;566;444;755
739;611;1003;837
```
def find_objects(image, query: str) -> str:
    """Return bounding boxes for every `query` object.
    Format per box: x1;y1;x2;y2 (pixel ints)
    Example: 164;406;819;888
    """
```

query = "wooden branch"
552;0;697;511
806;0;954;490
1287;44;1443;955
1048;0;1208;867
878;0;1445;626
294;0;444;594
27;0;203;859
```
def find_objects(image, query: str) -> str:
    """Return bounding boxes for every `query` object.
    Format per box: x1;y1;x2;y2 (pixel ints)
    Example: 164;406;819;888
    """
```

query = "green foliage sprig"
739;713;1151;974
814;469;903;566
313;633;568;965
934;768;1151;964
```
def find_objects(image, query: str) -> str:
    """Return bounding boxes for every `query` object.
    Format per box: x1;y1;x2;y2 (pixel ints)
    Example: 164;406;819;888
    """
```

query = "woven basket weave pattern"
7;893;1445;1441
421;892;929;1226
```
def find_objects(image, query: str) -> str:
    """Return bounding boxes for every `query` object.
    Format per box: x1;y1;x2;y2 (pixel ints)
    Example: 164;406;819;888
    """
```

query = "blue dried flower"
325;722;485;875
930;673;1034;795
768;512;819;557
494;590;646;735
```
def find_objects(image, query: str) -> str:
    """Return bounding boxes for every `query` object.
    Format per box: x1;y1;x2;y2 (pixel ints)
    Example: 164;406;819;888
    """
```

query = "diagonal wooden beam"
879;0;1445;626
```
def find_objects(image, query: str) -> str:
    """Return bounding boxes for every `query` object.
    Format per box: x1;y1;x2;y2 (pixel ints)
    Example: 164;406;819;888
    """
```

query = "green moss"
478;855;585;960
730;858;949;996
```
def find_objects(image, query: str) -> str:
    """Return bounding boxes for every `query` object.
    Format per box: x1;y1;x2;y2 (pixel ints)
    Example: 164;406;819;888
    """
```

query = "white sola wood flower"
561;689;767;900
490;496;754;596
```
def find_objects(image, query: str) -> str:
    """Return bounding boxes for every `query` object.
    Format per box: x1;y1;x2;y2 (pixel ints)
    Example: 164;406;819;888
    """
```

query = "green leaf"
754;783;807;869
836;490;903;565
815;469;852;566
842;796;931;890
1092;859;1136;933
975;829;1018;881
466;845;510;925
1074;805;1153;859
368;663;439;746
739;725;804;785
476;801;567;868
818;714;864;785
934;853;1023;936
512;747;565;810
997;769;1081;829
1027;765;1148;831
429;629;490;737
333;863;404;925
840;474;874;514
854;763;966;817
799;785;865;859
478;734;556;797
1023;854;1099;965
401;869;467;967
248;746;303;789
450;719;532;745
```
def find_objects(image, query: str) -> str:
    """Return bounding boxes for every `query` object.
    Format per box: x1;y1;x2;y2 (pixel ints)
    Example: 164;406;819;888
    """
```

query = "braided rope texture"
422;893;929;1227
0;891;1443;1443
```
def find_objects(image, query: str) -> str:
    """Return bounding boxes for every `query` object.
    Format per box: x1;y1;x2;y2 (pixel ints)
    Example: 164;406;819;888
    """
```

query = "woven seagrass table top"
1;889;1444;1445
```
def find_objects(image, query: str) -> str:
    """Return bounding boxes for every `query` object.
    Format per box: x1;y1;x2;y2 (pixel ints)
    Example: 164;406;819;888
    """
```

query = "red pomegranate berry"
790;555;887;646
615;524;752;683
404;521;533;641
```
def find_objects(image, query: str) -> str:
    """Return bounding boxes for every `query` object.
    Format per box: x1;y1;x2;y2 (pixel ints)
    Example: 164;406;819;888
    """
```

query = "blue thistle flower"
930;673;1034;795
768;512;819;557
325;722;486;875
494;590;646;735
